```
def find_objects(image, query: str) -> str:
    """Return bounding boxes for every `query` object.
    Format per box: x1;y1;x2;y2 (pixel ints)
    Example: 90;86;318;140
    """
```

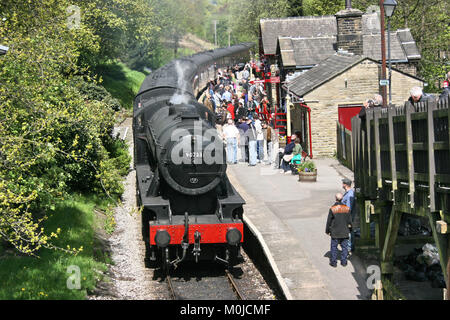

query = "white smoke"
169;60;191;105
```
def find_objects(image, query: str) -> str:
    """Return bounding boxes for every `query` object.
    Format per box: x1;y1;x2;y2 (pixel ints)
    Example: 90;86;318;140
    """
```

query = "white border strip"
243;215;294;300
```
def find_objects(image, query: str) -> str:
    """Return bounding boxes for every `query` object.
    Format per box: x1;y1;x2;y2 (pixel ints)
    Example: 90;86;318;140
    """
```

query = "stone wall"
392;62;418;77
302;60;423;158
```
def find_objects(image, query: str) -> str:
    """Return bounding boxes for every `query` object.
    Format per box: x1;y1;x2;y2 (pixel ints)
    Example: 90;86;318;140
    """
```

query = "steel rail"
166;275;178;300
225;269;245;300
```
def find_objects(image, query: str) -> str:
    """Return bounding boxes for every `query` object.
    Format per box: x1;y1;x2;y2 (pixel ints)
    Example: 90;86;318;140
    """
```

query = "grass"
96;61;147;109
0;194;114;300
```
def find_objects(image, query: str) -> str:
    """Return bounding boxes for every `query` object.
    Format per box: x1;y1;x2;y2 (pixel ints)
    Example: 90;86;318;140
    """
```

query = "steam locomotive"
133;43;254;270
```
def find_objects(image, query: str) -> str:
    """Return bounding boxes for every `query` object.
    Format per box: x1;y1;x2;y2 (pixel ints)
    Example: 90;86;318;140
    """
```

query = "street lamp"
383;0;397;105
0;45;8;55
383;0;397;17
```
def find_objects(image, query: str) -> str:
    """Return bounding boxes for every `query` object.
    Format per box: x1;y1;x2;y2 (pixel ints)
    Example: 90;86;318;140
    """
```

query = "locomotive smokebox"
161;130;227;195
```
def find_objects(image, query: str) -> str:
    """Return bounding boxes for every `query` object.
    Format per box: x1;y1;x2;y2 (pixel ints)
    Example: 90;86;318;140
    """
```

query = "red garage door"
338;105;362;131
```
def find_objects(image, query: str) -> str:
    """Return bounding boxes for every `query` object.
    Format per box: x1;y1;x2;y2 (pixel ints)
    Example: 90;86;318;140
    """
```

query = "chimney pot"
346;0;352;9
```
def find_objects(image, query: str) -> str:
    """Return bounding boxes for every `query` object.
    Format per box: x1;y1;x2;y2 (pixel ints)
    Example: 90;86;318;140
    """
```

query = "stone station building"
259;5;423;158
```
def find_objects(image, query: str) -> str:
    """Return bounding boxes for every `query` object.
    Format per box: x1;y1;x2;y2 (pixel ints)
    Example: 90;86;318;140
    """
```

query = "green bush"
0;0;130;255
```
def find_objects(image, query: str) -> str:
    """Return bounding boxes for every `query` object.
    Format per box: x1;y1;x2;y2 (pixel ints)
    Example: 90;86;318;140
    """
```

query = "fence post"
366;110;373;196
405;102;415;208
387;105;397;202
427;99;436;211
373;108;382;190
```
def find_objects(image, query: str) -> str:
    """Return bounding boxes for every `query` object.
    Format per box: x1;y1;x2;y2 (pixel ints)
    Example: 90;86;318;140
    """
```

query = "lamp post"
383;0;397;105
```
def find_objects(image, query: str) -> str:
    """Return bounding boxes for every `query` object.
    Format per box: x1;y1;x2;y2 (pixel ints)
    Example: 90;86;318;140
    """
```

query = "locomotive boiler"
133;44;253;270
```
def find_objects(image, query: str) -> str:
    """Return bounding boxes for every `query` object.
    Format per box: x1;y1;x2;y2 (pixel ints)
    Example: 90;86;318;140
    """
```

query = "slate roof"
363;31;419;62
260;15;337;56
262;12;421;67
278;36;337;67
283;53;365;97
396;29;422;59
283;52;423;98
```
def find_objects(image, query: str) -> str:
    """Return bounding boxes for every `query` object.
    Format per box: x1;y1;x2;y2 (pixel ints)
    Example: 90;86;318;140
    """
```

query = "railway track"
165;267;246;300
225;269;244;300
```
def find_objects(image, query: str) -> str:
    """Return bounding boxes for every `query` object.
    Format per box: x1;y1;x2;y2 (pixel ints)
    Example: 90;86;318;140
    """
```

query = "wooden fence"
351;97;450;293
336;122;353;170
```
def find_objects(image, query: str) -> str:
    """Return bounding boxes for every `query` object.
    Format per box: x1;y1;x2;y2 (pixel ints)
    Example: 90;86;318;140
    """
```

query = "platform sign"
251;79;265;84
269;76;280;84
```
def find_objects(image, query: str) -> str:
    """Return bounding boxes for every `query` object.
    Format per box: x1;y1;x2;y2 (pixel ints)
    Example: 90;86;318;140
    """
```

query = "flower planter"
298;170;317;182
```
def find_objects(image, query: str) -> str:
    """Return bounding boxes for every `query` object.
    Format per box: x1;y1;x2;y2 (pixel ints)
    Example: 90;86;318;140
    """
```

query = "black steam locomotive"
133;43;253;270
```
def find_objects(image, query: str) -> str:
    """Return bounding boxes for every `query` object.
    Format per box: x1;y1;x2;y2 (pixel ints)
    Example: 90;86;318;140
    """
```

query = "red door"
338;105;362;131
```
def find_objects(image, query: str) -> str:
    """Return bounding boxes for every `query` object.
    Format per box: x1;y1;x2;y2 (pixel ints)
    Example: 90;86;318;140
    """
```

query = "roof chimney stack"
335;6;363;56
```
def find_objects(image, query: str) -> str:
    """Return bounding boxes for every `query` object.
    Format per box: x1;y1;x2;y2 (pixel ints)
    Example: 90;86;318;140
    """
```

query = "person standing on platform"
246;118;258;166
222;119;239;164
342;178;356;256
247;94;257;119
237;117;249;163
222;86;232;103
227;100;235;121
326;193;352;267
254;116;264;163
262;121;275;165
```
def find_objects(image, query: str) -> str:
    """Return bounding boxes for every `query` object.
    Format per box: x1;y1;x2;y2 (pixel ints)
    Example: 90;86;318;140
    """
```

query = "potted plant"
297;160;317;182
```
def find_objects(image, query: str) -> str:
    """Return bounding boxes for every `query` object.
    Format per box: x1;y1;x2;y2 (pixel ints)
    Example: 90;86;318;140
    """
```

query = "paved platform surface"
227;159;372;300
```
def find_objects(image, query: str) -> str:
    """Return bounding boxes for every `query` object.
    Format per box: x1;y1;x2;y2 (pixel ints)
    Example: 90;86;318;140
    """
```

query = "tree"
229;0;292;41
67;0;159;68
302;0;345;16
288;0;304;17
0;0;129;255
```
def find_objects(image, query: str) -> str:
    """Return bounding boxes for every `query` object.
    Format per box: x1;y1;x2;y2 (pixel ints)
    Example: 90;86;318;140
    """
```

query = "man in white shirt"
242;67;250;80
254;117;264;163
222;119;239;164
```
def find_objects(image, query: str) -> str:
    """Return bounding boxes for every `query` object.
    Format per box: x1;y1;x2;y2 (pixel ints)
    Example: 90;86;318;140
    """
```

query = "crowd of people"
202;62;292;170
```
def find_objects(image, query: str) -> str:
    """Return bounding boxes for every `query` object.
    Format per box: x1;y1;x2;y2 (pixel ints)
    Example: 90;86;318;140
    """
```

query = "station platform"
227;158;372;300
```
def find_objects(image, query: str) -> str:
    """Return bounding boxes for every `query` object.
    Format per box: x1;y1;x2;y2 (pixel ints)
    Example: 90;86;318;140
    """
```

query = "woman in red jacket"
227;101;235;120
